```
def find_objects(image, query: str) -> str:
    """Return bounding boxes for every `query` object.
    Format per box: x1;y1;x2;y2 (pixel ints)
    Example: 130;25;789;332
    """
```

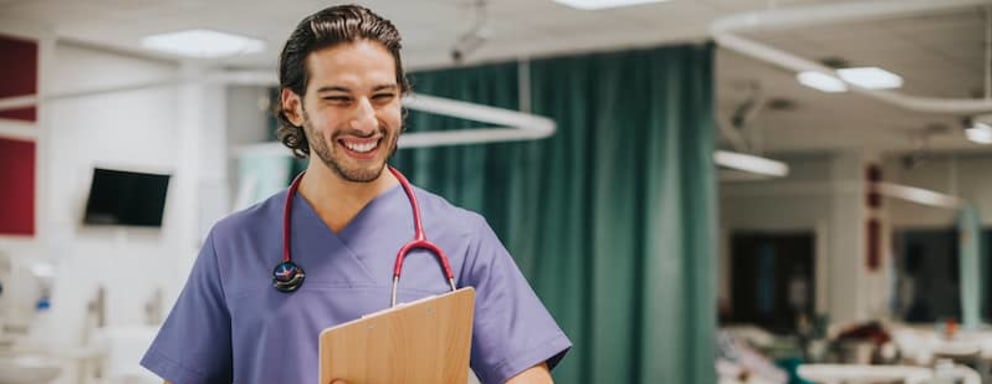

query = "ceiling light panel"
836;67;903;90
141;29;265;59
966;122;992;144
797;71;847;93
552;0;669;11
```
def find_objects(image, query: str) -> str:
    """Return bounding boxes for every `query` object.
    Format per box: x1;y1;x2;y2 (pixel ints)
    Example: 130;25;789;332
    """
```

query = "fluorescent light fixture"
141;29;265;59
797;71;847;93
714;150;789;177
876;182;964;209
837;67;903;90
966;121;992;144
552;0;668;10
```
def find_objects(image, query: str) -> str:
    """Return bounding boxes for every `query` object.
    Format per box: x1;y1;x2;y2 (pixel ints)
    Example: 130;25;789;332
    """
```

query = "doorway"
729;231;816;334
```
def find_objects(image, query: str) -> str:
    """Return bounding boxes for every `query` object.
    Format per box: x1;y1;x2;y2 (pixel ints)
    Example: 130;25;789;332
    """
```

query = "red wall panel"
0;34;38;122
0;138;36;235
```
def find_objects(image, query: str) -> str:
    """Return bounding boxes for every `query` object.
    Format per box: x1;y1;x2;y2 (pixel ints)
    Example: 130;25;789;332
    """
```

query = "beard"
300;109;399;183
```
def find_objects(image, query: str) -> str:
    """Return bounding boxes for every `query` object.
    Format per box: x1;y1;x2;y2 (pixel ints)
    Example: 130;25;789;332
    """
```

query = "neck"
297;162;398;233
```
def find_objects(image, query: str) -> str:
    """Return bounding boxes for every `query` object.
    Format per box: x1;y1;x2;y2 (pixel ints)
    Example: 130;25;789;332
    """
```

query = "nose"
349;97;377;134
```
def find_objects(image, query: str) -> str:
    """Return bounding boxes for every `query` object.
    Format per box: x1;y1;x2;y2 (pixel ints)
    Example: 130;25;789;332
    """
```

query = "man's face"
283;40;402;183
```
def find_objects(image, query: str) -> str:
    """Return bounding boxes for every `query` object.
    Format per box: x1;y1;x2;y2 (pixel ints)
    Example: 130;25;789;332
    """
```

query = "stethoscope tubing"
276;166;456;308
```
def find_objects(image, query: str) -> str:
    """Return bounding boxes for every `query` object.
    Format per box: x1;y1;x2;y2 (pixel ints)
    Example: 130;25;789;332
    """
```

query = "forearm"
504;363;553;384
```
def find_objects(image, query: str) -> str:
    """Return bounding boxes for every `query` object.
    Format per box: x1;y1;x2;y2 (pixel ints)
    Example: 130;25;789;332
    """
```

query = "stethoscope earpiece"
272;261;305;293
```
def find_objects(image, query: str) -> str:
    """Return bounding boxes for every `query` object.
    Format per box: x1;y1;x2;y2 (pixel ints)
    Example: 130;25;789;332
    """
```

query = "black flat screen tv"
83;168;171;227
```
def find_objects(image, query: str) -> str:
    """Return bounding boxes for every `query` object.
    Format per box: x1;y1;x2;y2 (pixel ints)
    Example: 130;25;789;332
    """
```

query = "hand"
330;380;349;384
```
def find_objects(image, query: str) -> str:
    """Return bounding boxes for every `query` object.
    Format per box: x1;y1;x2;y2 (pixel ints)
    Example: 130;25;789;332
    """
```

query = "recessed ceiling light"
966;121;992;144
836;67;903;90
797;71;847;93
552;0;669;10
141;29;265;59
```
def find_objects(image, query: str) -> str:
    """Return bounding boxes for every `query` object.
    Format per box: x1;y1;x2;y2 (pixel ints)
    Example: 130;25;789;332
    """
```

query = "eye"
372;93;395;103
324;96;352;105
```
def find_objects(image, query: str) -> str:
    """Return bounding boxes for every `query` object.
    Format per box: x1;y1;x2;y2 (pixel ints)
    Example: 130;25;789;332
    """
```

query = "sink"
0;355;61;384
92;326;160;383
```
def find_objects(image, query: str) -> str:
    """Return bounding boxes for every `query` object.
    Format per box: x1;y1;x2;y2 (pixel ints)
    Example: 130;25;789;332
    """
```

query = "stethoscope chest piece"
272;261;305;293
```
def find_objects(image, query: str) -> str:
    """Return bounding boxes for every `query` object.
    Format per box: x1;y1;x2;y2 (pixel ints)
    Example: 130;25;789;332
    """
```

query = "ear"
281;88;304;126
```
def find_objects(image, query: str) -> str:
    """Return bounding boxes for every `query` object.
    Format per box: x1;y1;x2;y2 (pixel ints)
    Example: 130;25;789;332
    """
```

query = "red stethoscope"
272;166;457;307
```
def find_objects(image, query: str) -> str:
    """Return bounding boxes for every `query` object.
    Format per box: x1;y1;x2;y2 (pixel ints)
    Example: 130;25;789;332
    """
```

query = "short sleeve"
462;215;571;384
141;233;233;384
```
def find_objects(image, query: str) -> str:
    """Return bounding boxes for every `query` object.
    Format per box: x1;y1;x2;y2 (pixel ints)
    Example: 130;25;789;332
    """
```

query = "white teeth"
344;141;377;153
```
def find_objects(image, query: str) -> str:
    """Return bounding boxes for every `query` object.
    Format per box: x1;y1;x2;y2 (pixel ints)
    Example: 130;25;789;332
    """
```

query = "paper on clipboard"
318;287;475;384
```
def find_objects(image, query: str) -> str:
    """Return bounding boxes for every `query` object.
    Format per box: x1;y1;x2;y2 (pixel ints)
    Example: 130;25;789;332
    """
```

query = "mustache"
330;125;393;139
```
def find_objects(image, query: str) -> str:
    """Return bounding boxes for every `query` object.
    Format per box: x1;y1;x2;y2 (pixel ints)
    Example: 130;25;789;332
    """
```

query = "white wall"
42;42;182;345
0;37;239;383
720;150;992;328
40;44;183;384
720;151;890;325
883;153;992;228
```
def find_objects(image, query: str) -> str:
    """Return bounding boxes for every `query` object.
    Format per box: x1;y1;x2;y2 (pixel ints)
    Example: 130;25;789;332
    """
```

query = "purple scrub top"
141;184;571;384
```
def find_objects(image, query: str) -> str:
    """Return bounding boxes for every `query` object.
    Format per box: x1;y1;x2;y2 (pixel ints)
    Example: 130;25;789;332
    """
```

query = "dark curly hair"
275;4;410;158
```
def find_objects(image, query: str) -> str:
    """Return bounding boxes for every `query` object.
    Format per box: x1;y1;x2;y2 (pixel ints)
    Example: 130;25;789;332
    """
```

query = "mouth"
338;137;382;159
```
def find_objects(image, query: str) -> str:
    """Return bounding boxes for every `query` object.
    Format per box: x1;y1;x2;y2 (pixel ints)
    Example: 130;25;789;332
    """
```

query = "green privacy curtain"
393;44;716;384
957;204;984;329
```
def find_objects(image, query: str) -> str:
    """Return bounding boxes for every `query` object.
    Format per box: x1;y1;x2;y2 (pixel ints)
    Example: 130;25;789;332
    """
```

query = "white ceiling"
0;0;988;155
719;4;989;156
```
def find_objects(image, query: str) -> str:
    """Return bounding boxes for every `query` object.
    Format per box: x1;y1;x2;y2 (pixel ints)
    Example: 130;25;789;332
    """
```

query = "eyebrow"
315;84;399;94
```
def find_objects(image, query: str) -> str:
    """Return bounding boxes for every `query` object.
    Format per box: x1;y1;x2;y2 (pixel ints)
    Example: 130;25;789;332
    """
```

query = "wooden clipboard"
318;287;475;384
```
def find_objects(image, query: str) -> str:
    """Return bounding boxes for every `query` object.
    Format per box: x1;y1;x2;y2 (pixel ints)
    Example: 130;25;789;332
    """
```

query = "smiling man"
140;4;571;384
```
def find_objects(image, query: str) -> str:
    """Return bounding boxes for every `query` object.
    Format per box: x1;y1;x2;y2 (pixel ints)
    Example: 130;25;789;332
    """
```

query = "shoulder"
208;191;286;242
408;186;508;265
411;186;489;235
